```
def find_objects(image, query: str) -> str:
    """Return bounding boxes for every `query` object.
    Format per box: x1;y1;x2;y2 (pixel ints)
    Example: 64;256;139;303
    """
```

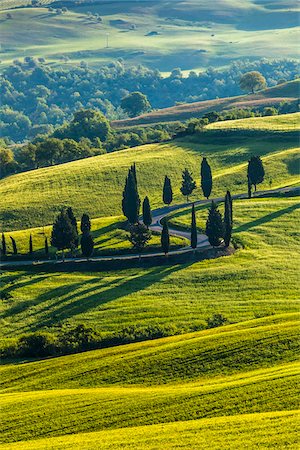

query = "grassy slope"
113;80;300;127
1;116;299;231
1;196;299;338
207;111;300;131
1;411;299;450
0;2;299;70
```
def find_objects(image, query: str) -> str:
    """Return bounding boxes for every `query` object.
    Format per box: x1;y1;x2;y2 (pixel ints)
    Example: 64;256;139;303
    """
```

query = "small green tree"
223;191;232;247
142;196;152;228
10;236;17;255
121;92;151;117
161;219;170;256
122;169;140;224
80;213;91;233
191;203;197;252
206;313;227;329
205;202;224;247
247;156;265;192
1;233;6;256
180;168;196;202
201;157;212;199
163;175;173;205
128;223;151;258
51;208;78;261
81;232;94;259
29;234;33;255
239;71;266;94
45;236;49;256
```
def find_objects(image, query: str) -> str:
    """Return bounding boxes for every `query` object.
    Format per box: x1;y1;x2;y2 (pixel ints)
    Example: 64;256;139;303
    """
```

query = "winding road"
1;186;298;268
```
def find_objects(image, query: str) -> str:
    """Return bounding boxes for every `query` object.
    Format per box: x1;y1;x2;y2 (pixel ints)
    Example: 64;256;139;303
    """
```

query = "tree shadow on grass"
233;203;300;234
7;263;193;332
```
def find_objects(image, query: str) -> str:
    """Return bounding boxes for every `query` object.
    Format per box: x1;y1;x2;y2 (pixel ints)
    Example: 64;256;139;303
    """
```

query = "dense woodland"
1;57;298;142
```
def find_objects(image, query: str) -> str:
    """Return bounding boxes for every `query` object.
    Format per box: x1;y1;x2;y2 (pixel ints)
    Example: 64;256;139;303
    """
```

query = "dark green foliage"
239;71;266;93
55;109;111;142
161;219;170;255
142;196;152;228
180;168;196;201
121;92;151;117
29;234;33;254
122;169;140;224
51;208;78;253
163;175;173;205
44;236;49;256
247;156;265;191
206;313;228;329
66;206;79;248
81;232;94;258
201;157;213;199
205;201;224;247
191;203;198;250
16;333;56;357
80;213;91;233
224;191;233;247
247;174;252;199
10;236;17;255
1;233;6;256
128;222;151;254
131;162;137;185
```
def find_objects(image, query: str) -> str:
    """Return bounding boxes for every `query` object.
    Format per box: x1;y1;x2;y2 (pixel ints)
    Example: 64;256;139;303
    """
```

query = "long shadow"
25;263;193;330
233;203;300;234
91;221;125;240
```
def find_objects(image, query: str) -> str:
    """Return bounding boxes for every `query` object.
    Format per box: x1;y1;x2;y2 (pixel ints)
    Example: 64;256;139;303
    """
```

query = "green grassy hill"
113;80;300;128
1;411;299;450
0;2;299;70
1;113;299;231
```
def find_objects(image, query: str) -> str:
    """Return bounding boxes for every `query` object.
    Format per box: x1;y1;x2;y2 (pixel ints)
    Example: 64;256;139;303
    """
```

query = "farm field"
1;113;299;231
0;1;299;70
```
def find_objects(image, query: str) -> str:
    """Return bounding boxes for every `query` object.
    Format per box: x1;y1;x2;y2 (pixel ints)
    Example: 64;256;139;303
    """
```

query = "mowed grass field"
0;1;299;70
207;112;300;131
1;114;299;231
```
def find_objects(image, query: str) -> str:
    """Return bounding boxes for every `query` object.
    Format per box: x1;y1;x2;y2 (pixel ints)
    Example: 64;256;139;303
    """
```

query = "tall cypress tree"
67;206;79;248
201;157;212;199
10;236;17;255
180;168;196;202
163;175;173;205
45;236;49;256
224;191;233;247
191;203;198;251
142;196;152;228
122;169;140;224
247;156;265;192
81;213;91;233
81;232;94;259
161;219;170;256
205;201;224;247
51;208;78;260
29;234;33;255
131;162;137;185
2;233;6;256
247;173;252;199
122;171;130;218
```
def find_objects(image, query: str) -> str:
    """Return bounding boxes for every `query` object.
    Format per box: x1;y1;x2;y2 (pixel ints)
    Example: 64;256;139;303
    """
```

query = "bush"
16;333;57;357
206;313;228;329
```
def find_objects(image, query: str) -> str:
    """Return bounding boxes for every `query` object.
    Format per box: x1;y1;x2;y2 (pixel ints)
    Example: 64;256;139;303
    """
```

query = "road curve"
1;186;298;268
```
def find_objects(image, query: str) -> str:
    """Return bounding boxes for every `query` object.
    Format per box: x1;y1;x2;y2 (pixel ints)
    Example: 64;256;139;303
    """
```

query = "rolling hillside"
113;80;300;128
1;113;299;231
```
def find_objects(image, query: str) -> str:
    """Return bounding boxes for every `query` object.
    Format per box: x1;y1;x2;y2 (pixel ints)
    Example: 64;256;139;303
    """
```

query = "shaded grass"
1;410;299;450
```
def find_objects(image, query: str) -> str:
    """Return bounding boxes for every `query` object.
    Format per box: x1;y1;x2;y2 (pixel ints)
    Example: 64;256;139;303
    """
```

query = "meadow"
1;113;299;231
0;1;299;70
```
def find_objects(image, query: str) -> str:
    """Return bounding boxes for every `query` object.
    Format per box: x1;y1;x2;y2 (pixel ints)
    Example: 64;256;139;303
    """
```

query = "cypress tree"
224;191;233;247
122;169;140;224
66;206;79;248
2;233;6;256
142;196;152;228
247;156;265;192
247;173;252;199
29;234;33;255
163;175;173;205
51;208;78;260
10;236;17;255
81;213;91;233
161;219;170;256
180;168;196;202
191;203;197;251
45;236;49;256
205;201;224;247
201;157;212;199
131;162;137;185
81;232;94;259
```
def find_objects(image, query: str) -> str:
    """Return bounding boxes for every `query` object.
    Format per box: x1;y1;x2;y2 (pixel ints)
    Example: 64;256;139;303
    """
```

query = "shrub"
206;313;228;329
